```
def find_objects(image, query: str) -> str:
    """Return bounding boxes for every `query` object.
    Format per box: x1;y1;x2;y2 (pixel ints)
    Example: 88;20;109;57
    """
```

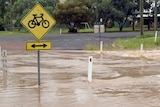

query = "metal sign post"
21;3;56;86
99;18;103;52
37;50;40;86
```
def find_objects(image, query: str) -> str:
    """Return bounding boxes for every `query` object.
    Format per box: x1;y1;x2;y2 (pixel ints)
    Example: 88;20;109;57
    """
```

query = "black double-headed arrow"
26;41;52;50
32;43;47;48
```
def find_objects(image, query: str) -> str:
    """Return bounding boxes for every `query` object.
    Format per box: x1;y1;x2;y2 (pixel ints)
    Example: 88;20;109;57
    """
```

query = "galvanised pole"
154;0;158;31
140;0;144;35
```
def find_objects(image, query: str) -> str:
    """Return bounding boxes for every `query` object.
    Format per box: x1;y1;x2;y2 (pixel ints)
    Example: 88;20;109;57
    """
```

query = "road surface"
0;32;140;50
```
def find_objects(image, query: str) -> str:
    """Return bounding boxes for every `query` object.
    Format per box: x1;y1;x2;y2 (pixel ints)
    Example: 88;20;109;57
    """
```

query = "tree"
134;0;153;30
107;0;137;31
0;0;8;30
53;0;92;33
91;0;113;27
91;0;152;31
0;0;20;31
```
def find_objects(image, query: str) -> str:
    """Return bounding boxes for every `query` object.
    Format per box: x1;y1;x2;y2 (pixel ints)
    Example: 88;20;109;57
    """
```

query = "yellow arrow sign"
26;41;52;50
21;3;56;40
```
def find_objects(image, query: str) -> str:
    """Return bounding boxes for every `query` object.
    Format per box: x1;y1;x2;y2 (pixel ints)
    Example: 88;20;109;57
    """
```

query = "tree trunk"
118;17;128;32
132;16;135;31
67;23;78;33
119;26;123;31
68;27;78;33
118;22;123;32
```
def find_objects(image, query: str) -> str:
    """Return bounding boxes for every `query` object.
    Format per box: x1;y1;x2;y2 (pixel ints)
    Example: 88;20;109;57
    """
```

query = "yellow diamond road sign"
21;3;56;40
26;41;52;50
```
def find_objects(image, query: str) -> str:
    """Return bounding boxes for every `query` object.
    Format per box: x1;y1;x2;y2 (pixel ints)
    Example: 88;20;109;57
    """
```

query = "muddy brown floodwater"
0;50;160;107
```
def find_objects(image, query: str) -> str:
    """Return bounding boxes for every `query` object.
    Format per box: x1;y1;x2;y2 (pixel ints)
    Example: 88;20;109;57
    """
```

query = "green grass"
84;43;110;51
0;27;68;36
48;27;68;34
106;27;155;32
50;28;94;34
0;31;27;36
84;34;160;51
113;34;160;50
84;44;100;50
79;28;94;33
0;26;158;35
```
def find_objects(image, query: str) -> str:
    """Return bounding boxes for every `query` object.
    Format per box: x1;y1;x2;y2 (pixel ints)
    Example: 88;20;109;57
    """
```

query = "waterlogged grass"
84;44;100;50
84;43;110;51
114;34;160;50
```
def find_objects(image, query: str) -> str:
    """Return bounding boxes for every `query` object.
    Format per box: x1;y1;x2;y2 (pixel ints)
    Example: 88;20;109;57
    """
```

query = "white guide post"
88;56;93;82
140;44;143;53
154;31;158;43
60;28;62;35
100;41;103;52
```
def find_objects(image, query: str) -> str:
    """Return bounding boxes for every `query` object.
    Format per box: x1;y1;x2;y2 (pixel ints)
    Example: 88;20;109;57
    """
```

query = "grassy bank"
85;34;160;50
113;34;160;50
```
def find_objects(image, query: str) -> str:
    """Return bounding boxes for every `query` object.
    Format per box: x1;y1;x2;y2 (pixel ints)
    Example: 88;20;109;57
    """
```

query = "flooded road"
1;50;160;107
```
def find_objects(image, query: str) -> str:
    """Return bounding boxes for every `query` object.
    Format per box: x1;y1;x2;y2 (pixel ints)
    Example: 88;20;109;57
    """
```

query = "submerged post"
100;41;103;52
2;50;7;71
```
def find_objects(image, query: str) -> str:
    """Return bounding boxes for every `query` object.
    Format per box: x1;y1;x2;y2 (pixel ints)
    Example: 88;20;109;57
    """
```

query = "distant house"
136;9;160;28
135;1;160;28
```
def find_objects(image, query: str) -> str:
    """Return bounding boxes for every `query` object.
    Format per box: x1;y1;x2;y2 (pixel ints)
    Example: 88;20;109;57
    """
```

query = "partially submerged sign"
20;3;56;86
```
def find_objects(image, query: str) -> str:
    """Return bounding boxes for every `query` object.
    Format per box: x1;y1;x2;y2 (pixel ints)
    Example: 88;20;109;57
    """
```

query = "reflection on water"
3;71;7;88
0;50;160;107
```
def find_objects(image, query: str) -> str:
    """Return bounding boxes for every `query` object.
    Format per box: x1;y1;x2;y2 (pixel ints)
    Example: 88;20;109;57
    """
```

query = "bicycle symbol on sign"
28;13;50;28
